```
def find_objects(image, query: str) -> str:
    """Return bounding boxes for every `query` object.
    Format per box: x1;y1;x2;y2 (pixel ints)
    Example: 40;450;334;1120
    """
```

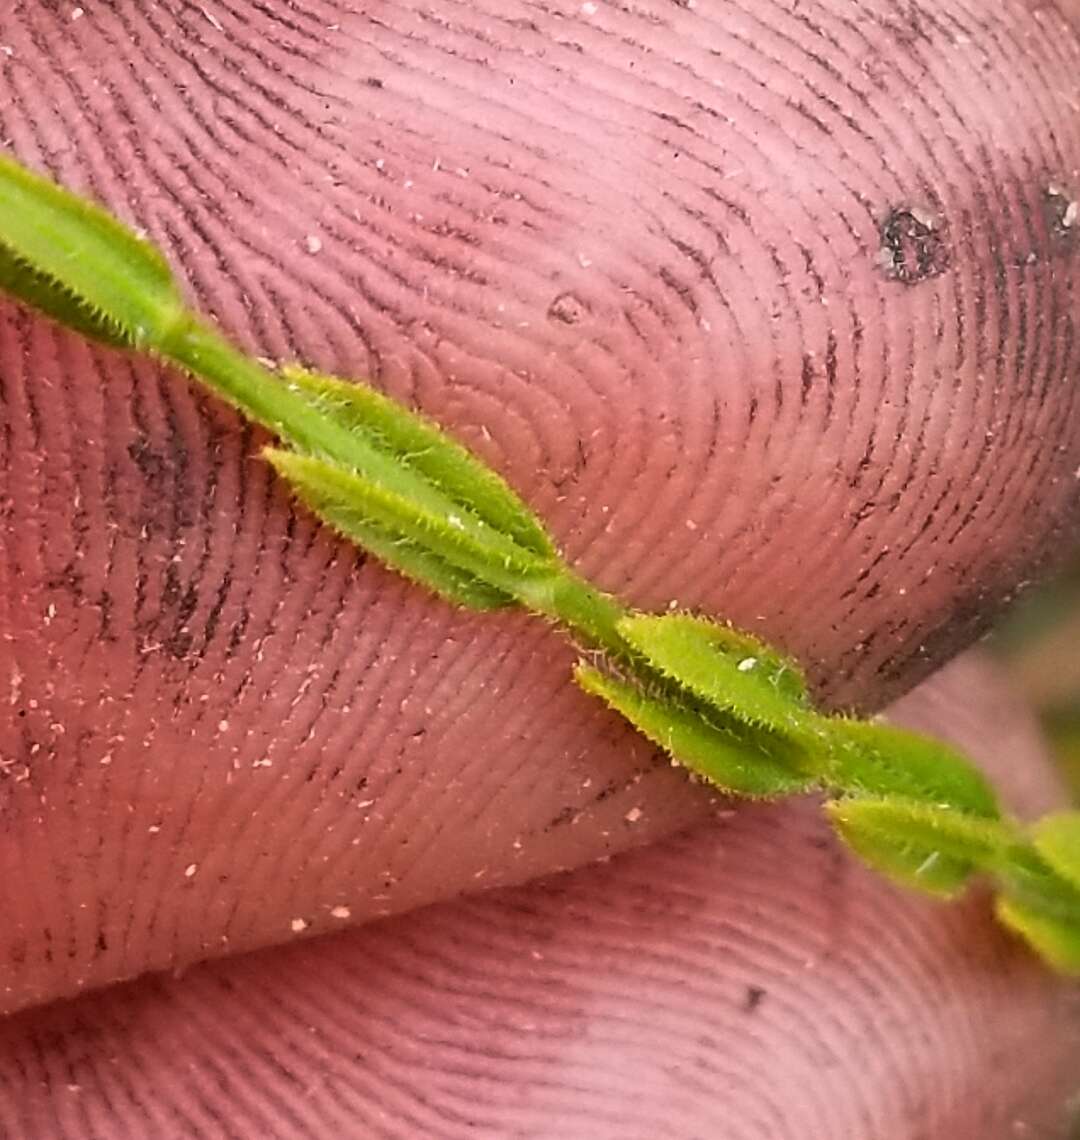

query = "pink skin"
0;654;1076;1139
0;0;1079;1133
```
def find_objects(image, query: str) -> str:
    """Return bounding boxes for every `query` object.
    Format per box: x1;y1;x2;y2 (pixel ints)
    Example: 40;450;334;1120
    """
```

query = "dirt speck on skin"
1044;183;1079;246
878;205;951;285
743;985;767;1013
547;291;589;325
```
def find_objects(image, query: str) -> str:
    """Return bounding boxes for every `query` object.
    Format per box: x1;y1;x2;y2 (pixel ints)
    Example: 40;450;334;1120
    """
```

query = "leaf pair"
819;721;1003;895
578;611;1025;900
581;612;998;805
576;665;815;798
577;614;819;796
268;366;559;610
826;769;1080;960
591;609;1080;965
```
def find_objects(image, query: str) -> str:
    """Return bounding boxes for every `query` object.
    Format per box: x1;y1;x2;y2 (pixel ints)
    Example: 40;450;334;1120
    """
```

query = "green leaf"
164;324;502;534
820;719;1001;817
269;443;511;607
825;798;1015;898
1031;812;1080;893
574;663;814;798
0;150;185;349
266;448;549;605
307;511;511;610
283;366;556;559
839;831;972;896
618;613;809;713
994;842;1080;920
996;895;1080;975
615;613;825;776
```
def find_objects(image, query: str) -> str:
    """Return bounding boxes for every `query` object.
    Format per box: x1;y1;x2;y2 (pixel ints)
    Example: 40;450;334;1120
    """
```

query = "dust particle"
743;985;767;1013
1044;184;1079;246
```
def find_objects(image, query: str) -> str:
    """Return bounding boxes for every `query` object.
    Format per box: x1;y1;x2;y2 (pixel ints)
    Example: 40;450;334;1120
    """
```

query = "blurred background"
991;551;1080;803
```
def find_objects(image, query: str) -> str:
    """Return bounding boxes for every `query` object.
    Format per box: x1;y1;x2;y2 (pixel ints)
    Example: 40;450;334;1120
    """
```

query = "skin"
0;0;1078;1134
0;654;1077;1139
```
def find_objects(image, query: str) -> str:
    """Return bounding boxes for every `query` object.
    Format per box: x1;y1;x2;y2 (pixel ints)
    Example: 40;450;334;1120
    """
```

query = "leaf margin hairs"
575;662;815;798
0;149;186;349
283;365;557;560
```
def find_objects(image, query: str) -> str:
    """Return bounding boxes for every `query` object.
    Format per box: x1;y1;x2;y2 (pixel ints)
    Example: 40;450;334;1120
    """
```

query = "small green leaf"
266;448;548;603
575;663;814;798
1031;812;1080;893
283;366;556;559
826;798;1015;898
620;613;808;704
994;844;1080;973
833;828;972;896
820;719;1001;818
995;842;1080;919
996;895;1080;974
616;612;817;741
325;518;512;609
0;150;186;348
268;449;510;607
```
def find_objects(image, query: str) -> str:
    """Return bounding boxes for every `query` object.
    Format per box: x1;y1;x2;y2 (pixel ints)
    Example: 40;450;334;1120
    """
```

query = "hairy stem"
513;572;630;656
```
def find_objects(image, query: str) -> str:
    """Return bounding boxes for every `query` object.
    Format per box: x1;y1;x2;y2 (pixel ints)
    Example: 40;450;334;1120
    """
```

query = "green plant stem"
163;318;394;465
514;572;630;656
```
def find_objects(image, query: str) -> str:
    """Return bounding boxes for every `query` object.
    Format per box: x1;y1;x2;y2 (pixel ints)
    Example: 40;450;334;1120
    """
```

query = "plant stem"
514;571;630;657
161;318;370;455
